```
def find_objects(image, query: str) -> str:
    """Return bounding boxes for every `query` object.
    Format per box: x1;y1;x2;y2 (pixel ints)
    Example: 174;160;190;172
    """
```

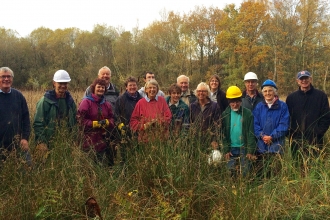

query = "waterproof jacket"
165;96;190;127
253;98;289;154
0;89;30;150
286;84;330;145
241;90;264;111
33;90;77;145
77;94;115;152
190;99;221;142
222;106;255;154
216;89;229;114
84;83;119;110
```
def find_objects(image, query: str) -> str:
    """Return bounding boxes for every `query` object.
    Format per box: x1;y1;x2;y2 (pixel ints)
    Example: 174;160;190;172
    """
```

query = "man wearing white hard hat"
241;72;263;110
33;70;77;152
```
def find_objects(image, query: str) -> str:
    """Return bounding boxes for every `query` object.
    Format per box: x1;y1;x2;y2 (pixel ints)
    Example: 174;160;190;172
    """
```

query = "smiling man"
241;72;263;111
84;66;119;110
286;70;330;159
0;67;30;160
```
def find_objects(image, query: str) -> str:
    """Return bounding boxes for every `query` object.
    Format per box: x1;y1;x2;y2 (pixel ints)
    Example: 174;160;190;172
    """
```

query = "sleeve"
84;86;91;98
162;101;172;126
221;111;231;153
316;94;330;135
77;100;93;128
130;101;142;132
246;111;256;154
106;103;115;130
21;94;31;140
253;106;263;139
33;98;47;144
269;103;290;141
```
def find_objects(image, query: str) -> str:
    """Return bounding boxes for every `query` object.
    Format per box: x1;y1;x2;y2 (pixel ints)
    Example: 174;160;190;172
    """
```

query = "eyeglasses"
229;100;241;104
210;80;219;83
0;75;13;79
196;90;208;93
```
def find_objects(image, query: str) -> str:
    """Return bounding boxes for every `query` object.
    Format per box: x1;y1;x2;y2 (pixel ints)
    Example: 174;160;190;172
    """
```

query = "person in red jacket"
77;78;115;166
130;79;172;143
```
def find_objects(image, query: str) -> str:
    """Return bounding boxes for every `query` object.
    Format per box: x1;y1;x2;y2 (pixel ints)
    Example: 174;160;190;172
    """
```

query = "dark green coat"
222;106;256;154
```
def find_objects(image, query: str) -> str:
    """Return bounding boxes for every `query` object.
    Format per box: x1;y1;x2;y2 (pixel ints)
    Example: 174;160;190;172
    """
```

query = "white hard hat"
244;72;258;81
53;70;71;82
208;149;222;166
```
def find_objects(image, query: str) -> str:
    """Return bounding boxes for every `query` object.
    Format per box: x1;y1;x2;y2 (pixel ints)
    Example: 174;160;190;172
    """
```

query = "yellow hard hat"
226;86;242;99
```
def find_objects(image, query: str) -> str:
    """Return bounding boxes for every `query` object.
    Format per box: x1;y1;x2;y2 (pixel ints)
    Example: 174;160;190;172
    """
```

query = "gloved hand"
118;123;126;135
99;119;110;128
93;121;101;128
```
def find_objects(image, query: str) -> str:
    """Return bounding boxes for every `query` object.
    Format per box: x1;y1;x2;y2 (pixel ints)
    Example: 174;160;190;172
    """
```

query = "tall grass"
0;90;329;219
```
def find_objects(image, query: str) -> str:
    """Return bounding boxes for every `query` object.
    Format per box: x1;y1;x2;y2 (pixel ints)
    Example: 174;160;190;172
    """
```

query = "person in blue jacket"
253;79;289;179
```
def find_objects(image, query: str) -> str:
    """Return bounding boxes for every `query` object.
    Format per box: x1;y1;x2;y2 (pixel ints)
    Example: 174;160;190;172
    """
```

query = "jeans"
227;147;250;178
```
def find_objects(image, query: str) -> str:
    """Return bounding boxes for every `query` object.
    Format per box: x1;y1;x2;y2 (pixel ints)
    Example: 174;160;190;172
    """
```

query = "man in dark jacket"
241;72;264;111
286;70;330;158
177;75;197;106
0;67;30;161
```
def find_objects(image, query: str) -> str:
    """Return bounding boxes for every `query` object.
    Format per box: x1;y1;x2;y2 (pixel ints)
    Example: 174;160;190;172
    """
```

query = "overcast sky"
2;0;242;37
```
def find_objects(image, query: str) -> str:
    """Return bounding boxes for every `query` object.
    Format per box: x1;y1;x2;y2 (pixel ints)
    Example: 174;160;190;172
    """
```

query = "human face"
94;84;105;97
126;82;138;95
228;99;241;111
98;69;111;86
145;73;155;82
0;71;13;93
209;78;219;91
145;84;158;100
244;80;258;92
262;86;275;102
297;76;311;91
53;82;68;97
177;78;189;93
196;87;208;101
170;91;181;104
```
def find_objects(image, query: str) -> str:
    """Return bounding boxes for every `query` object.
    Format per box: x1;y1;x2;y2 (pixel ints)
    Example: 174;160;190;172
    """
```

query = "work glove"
118;123;126;135
93;121;101;128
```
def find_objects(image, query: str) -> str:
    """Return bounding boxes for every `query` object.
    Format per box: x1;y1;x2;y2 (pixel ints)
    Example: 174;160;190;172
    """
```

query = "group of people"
1;66;330;178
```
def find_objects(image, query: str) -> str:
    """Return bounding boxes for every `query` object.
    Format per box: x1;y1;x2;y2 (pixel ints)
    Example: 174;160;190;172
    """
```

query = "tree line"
0;0;329;95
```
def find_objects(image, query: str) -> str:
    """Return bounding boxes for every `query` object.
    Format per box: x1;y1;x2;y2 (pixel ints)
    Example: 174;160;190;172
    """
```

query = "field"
0;90;330;219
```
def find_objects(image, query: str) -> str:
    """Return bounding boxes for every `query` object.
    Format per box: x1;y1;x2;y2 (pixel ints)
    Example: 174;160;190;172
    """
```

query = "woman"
165;83;189;136
253;79;289;178
208;74;228;113
130;79;172;143
190;82;221;150
77;78;115;166
115;76;142;163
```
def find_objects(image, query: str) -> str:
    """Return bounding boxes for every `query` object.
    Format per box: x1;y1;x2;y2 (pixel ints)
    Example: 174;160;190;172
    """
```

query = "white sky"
2;0;242;37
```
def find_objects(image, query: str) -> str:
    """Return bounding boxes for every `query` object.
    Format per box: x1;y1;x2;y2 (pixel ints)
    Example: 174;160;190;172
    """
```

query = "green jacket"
33;90;77;145
222;106;256;154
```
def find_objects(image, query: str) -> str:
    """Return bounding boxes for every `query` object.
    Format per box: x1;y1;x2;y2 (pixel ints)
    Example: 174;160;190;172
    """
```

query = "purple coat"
77;94;114;152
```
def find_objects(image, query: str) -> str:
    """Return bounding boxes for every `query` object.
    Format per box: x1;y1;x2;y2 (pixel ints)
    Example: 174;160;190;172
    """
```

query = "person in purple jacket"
253;79;289;179
77;78;115;167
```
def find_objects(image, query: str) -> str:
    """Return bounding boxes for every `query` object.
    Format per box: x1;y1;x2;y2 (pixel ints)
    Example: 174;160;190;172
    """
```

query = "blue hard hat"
261;79;277;89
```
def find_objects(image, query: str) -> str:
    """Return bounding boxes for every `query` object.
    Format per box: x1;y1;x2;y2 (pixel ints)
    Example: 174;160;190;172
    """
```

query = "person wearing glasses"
253;80;289;179
241;72;263;111
286;71;330;160
189;82;221;150
130;79;171;143
77;78;115;167
222;86;255;178
0;67;30;162
208;74;228;113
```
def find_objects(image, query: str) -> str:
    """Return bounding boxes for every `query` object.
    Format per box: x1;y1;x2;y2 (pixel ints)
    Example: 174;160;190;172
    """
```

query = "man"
0;67;30;161
138;71;165;98
33;70;77;150
241;72;263;111
84;66;119;110
222;86;256;177
286;70;330;158
177;75;197;106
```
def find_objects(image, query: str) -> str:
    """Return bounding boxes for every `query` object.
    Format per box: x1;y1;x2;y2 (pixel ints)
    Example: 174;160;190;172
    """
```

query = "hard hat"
226;86;242;99
261;79;277;89
53;70;71;82
244;72;258;81
208;149;222;165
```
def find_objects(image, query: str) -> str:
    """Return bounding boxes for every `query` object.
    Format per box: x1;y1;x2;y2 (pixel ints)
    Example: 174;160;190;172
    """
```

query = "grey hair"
98;66;111;75
177;75;190;83
262;86;278;95
144;79;159;92
0;67;14;77
195;82;211;98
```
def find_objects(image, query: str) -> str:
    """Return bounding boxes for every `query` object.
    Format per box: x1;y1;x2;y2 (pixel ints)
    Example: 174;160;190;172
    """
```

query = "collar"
0;88;11;93
145;95;159;102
